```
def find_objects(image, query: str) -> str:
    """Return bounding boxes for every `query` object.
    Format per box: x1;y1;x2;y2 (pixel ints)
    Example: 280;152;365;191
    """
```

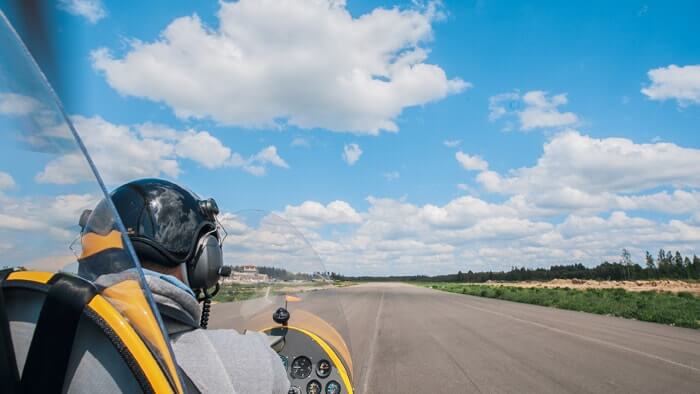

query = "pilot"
82;178;289;393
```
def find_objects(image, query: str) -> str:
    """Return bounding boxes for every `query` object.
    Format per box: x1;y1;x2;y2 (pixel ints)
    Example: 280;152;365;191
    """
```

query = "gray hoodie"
98;272;291;394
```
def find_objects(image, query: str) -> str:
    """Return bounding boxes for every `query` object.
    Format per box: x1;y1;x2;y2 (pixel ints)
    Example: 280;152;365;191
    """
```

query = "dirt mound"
487;279;700;295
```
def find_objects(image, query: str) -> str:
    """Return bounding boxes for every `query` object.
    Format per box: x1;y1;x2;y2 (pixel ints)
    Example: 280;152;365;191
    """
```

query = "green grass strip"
422;283;700;329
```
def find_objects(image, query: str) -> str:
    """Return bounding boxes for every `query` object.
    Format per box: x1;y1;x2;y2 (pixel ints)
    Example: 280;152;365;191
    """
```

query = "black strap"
21;273;98;393
0;268;21;394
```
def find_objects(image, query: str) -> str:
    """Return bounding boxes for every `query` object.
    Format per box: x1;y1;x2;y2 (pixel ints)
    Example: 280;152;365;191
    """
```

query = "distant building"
224;265;269;283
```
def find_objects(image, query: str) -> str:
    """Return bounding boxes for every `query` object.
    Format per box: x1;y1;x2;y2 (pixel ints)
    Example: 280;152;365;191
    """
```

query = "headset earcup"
189;235;223;290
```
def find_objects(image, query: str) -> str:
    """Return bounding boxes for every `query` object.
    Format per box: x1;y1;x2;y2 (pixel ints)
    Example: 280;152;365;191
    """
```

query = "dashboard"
268;327;349;394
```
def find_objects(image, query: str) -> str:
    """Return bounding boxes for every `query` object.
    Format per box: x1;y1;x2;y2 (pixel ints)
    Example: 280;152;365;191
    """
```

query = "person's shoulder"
203;329;272;351
173;328;271;355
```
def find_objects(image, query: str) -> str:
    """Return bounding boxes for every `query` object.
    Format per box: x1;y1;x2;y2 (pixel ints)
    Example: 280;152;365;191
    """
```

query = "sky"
0;0;699;275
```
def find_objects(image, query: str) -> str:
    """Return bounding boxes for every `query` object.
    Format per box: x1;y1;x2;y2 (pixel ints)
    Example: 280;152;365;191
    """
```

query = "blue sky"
1;0;699;275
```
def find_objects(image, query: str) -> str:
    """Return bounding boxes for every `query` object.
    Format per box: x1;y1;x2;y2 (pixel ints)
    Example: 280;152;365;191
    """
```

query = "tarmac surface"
210;282;700;393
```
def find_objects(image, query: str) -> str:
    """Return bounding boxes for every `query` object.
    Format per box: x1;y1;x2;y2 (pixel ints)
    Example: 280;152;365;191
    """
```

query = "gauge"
307;380;322;394
280;355;289;370
325;381;341;394
290;356;313;379
316;359;332;378
288;385;302;394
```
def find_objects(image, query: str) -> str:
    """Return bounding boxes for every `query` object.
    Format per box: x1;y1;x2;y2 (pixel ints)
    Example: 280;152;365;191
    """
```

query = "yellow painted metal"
4;271;180;393
102;279;184;394
80;230;124;259
6;270;54;284
88;295;174;393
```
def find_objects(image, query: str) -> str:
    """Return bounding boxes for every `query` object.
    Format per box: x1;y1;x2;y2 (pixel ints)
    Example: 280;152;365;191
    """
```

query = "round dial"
316;359;332;378
290;356;313;379
288;385;302;394
307;380;322;394
325;381;341;394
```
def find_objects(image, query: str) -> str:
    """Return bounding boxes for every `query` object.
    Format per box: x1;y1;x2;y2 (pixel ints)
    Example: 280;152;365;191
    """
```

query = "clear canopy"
0;11;183;392
218;210;353;376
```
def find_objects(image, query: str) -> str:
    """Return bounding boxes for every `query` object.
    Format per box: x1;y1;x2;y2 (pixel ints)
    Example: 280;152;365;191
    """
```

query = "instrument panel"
269;328;349;394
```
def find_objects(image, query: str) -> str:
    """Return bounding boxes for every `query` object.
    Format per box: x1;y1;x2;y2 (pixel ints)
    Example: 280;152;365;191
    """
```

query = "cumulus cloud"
91;0;467;134
58;0;107;24
478;130;700;195
342;143;362;166
0;93;41;115
272;196;700;276
214;130;700;276
34;115;288;184
489;90;578;131
0;172;15;190
232;146;290;176
0;191;101;268
175;131;232;169
36;116;179;185
280;200;362;229
455;151;488;171
0;192;97;235
472;130;700;217
641;64;700;106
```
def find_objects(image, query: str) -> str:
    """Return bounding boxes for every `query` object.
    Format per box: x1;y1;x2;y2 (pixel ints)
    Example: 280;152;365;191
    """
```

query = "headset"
187;199;226;291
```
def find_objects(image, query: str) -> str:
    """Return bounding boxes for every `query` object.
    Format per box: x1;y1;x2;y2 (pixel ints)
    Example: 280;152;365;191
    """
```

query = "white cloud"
478;130;700;197
443;139;461;148
228;146;289;176
175;131;232;169
216;130;700;276
0;93;41;115
34;115;288;184
280;201;362;229
272;196;700;276
58;0;107;24
0;191;101;268
489;90;578;131
91;0;467;134
641;64;700;106
0;213;44;231
0;193;97;234
342;143;362;166
36;116;179;185
488;92;519;121
0;172;15;190
251;146;289;169
455;151;488;171
383;171;400;181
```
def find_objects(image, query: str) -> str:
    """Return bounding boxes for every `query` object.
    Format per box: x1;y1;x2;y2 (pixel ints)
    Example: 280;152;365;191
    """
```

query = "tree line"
333;249;700;282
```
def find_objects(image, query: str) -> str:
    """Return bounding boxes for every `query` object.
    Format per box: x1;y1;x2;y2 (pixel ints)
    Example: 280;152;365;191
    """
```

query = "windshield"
0;11;183;392
212;210;352;372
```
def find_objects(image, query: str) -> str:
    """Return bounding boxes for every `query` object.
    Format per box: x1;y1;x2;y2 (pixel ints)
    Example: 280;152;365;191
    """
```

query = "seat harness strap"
0;268;21;394
21;273;98;393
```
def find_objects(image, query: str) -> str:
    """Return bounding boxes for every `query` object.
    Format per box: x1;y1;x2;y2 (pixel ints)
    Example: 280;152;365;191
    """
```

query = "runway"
210;282;700;393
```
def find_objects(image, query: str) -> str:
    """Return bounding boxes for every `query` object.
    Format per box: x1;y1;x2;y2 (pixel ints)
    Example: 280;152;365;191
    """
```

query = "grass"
212;280;352;303
213;283;271;302
422;283;700;329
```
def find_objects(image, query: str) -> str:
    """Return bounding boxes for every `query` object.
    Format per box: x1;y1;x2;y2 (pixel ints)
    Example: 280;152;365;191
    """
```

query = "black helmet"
109;178;220;268
79;178;225;291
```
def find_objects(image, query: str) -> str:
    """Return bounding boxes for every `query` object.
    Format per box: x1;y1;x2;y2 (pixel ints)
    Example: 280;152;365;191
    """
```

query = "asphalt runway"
210;282;700;393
